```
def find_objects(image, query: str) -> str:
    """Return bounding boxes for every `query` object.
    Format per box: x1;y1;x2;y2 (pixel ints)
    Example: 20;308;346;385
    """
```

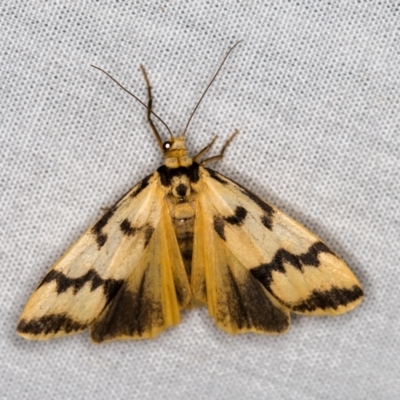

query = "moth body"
159;139;198;278
17;51;363;343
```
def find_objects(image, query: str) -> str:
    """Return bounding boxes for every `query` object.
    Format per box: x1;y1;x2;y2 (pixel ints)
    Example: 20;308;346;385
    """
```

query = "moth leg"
140;65;163;150
193;135;218;162
200;129;239;165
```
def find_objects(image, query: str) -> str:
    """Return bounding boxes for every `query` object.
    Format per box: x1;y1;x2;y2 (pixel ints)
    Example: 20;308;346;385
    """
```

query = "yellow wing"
17;174;191;342
191;167;363;334
192;195;290;334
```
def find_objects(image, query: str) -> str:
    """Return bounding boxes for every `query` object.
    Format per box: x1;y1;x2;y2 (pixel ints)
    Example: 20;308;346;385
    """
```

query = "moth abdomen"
171;202;196;277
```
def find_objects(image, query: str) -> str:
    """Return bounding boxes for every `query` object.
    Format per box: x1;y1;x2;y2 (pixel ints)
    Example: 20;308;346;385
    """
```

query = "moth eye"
163;141;172;151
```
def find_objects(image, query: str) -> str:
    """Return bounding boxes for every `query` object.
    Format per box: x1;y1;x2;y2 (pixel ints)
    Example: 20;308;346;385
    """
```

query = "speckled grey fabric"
1;2;399;399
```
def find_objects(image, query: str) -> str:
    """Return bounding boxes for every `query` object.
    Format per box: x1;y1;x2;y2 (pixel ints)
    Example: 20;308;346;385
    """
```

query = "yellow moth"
17;43;363;343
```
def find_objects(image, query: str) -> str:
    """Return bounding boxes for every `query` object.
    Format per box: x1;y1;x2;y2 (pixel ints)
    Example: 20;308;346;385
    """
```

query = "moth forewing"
90;201;190;343
197;167;363;319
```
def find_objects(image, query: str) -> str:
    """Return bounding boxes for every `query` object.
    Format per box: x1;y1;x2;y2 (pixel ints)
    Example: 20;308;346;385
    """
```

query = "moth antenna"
91;65;174;139
181;40;243;138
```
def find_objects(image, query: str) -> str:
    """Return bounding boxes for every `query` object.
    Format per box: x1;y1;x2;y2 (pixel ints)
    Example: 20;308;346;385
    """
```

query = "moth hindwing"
17;47;363;343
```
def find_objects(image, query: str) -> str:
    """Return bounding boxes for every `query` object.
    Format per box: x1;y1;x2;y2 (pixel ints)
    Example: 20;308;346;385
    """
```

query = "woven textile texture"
1;2;399;399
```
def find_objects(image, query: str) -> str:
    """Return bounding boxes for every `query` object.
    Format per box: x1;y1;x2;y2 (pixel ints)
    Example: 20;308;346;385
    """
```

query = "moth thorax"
164;153;193;169
171;175;191;200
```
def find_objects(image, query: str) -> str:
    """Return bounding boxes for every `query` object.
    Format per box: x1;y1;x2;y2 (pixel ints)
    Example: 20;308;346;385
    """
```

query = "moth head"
163;136;186;153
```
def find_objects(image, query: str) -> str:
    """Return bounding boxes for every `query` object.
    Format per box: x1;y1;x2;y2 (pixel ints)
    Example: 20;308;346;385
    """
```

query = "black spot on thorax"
157;162;200;187
176;184;188;197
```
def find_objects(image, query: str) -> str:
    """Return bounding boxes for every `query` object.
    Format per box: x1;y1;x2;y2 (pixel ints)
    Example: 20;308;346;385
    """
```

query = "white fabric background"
1;1;399;399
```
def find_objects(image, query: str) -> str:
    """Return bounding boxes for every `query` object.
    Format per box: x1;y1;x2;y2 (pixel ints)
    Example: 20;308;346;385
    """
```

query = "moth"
17;43;363;343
